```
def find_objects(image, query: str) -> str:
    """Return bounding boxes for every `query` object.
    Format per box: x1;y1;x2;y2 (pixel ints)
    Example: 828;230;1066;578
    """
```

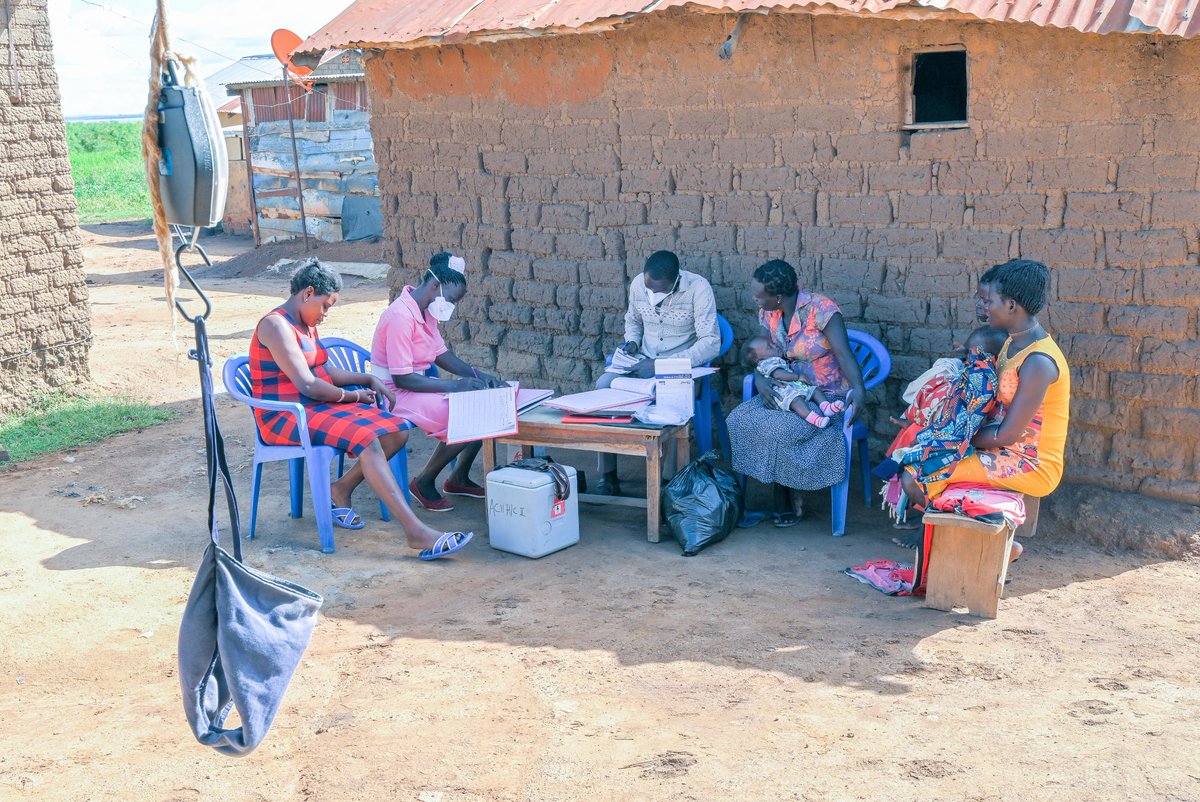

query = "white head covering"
448;255;467;274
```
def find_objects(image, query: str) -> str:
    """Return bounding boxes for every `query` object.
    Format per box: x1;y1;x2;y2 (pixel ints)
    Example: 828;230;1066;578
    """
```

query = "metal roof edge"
301;0;1196;55
224;72;367;91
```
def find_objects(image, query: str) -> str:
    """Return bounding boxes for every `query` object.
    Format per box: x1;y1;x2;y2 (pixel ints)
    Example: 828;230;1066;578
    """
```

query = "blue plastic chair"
222;348;413;554
694;313;735;456
320;337;416;522
738;328;891;536
845;329;891;504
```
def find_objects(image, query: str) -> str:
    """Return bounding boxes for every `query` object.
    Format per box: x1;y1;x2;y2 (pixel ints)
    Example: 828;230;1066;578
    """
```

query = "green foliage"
65;122;152;224
0;394;174;466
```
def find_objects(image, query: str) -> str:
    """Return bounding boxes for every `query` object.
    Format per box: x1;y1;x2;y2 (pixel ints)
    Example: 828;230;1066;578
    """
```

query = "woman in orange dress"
900;259;1071;555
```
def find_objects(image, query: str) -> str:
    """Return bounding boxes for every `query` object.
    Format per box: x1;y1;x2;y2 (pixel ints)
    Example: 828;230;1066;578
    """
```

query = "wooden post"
238;90;260;246
282;67;310;252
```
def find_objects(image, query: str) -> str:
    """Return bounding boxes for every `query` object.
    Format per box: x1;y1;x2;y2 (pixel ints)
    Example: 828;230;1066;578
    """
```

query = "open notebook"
445;384;555;443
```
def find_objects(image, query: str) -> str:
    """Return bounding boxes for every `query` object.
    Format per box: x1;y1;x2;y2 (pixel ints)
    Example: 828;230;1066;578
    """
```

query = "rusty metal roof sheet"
301;0;1200;53
218;50;367;90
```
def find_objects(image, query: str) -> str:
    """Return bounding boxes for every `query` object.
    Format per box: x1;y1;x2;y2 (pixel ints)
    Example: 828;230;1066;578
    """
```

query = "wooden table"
480;406;691;542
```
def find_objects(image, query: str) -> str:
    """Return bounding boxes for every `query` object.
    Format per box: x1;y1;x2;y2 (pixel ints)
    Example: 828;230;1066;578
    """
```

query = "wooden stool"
1014;494;1040;539
921;511;1015;619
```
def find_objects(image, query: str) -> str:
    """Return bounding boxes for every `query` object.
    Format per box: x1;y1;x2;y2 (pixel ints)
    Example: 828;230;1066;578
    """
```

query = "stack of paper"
611;366;718;396
604;348;642;374
654;358;694;419
543;388;652;414
517;388;554;414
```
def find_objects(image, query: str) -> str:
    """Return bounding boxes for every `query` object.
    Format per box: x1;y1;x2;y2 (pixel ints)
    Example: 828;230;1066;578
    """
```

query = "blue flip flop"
419;531;474;561
331;505;365;530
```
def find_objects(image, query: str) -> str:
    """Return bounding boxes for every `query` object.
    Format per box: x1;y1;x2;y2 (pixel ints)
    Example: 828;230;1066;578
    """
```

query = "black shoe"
593;473;621;496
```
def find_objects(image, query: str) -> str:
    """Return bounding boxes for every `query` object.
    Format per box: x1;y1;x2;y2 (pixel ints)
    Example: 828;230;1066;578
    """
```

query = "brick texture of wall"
0;0;91;412
365;11;1200;504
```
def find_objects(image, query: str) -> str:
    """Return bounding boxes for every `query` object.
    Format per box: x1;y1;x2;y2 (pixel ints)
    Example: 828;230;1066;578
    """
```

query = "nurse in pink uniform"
370;252;503;512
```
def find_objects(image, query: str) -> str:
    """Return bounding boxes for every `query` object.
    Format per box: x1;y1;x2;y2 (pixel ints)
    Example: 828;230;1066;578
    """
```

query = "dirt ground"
1;222;1198;801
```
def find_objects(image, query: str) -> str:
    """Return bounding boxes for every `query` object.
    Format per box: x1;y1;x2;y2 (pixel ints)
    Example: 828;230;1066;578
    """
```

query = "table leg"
482;438;497;475
646;441;661;543
674;427;689;474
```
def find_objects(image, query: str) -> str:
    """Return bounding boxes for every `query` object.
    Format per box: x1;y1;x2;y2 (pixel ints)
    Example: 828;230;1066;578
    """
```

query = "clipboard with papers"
446;385;519;444
445;383;555;444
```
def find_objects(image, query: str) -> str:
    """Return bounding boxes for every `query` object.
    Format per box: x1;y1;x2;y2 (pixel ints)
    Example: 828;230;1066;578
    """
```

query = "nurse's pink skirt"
385;385;450;443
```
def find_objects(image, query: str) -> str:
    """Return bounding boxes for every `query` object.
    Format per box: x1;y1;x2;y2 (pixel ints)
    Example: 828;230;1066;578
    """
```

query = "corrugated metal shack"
224;50;379;244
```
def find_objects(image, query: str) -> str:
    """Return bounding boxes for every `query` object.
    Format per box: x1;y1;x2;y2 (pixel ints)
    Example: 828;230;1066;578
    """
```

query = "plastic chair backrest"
846;329;891;391
224;355;254;403
320;337;371;373
715;313;734;360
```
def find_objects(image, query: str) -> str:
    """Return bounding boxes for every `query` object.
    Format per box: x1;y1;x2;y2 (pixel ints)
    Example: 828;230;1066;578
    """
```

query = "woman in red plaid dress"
250;260;470;559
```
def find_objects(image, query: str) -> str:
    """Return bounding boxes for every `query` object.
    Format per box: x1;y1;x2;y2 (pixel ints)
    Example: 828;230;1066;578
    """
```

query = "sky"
48;0;351;117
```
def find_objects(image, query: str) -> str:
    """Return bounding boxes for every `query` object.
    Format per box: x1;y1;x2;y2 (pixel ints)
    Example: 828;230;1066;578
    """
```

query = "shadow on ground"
3;394;1166;698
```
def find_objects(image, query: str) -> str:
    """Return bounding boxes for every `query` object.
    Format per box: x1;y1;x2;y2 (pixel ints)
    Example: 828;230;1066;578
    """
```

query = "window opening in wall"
908;49;967;128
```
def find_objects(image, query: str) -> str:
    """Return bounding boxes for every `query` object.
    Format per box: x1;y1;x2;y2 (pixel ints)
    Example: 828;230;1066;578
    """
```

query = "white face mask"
426;270;456;322
428;289;455;322
646;275;679;308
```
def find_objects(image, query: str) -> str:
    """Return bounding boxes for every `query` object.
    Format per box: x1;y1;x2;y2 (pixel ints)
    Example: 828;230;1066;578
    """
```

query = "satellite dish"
270;28;313;87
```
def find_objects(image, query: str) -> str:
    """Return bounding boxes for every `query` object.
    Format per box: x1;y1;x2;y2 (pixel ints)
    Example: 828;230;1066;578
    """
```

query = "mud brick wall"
0;0;90;413
365;11;1200;503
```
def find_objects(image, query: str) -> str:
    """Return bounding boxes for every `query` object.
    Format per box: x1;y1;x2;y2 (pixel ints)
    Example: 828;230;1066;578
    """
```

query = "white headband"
449;255;466;274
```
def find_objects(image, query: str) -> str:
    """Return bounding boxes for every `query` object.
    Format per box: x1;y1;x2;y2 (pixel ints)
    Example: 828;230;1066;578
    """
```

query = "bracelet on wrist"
337;388;345;403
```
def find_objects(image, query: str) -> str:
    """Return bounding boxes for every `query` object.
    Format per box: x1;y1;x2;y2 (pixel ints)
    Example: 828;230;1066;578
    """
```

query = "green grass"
0;394;174;466
65;122;152;224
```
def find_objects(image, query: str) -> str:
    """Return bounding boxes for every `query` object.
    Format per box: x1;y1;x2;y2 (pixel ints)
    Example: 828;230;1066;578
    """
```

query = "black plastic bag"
662;451;744;556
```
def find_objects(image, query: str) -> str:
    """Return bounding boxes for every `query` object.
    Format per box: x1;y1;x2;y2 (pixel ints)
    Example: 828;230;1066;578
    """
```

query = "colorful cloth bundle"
900;349;1003;493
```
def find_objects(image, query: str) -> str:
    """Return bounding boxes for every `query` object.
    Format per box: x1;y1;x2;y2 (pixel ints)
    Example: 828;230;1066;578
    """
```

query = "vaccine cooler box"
486;464;579;558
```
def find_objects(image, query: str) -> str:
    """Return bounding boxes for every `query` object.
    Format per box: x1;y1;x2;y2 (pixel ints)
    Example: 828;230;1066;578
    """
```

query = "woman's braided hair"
753;259;798;297
289;258;343;297
980;259;1049;316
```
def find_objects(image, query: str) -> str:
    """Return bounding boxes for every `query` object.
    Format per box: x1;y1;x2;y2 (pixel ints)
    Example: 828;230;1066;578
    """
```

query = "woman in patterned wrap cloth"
726;259;867;527
249;259;471;560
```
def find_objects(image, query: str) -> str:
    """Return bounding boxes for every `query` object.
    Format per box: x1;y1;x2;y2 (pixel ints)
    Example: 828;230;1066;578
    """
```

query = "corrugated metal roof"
302;0;1200;52
212;51;367;91
205;55;280;99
